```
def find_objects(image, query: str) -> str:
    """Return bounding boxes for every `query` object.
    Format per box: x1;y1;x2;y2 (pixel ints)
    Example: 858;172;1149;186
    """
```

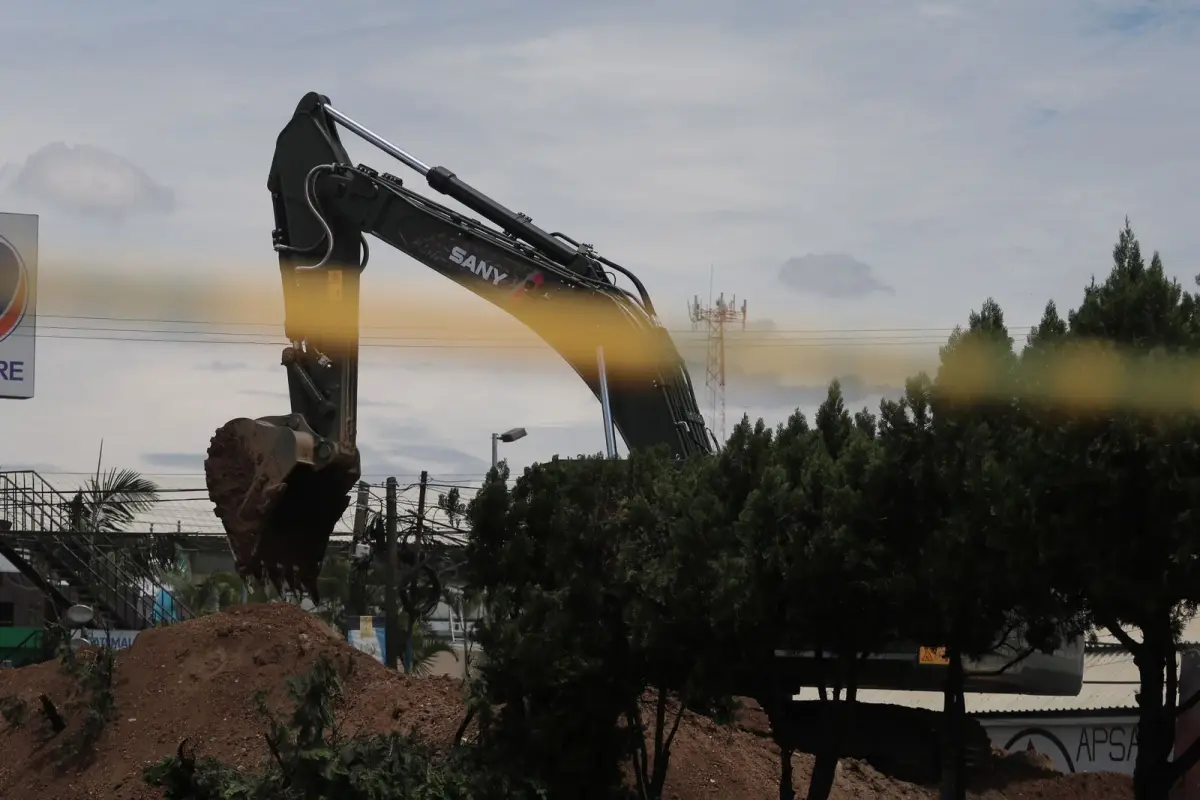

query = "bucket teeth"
204;418;356;603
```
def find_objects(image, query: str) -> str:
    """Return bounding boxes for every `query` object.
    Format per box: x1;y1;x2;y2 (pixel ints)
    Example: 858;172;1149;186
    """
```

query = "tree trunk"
807;660;859;800
647;686;680;800
779;746;796;800
1133;635;1170;800
758;690;799;800
808;747;838;800
402;615;417;674
939;649;966;800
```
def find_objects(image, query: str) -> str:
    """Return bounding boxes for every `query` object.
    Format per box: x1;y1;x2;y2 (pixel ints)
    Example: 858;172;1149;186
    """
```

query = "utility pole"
384;477;399;670
415;471;428;546
352;481;371;536
403;470;429;674
690;291;748;444
349;481;371;620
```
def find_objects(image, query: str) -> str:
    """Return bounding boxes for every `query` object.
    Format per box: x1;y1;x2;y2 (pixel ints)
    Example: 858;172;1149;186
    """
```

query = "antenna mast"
689;291;748;444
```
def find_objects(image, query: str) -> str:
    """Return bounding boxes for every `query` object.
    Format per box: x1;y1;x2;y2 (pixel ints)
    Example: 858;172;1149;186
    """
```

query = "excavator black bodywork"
205;92;712;599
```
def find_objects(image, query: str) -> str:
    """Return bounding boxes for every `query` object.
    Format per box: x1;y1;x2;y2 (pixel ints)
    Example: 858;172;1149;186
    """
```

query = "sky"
1;0;1198;529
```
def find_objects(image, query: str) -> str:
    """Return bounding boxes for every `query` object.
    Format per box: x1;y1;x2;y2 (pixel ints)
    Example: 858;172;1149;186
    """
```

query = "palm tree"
54;467;192;622
64;468;161;535
405;617;459;677
313;554;352;631
442;585;483;682
62;468;183;578
437;487;467;530
160;570;245;615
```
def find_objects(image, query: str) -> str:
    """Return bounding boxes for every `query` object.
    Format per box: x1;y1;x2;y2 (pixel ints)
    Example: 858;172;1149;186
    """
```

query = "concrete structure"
0;554;44;628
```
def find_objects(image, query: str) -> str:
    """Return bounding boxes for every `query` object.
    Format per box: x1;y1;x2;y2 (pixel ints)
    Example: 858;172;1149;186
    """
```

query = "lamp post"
491;427;528;469
64;603;96;651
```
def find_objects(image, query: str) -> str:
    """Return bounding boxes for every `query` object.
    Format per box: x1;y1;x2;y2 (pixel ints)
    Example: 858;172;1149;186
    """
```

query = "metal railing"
0;628;50;668
0;471;192;628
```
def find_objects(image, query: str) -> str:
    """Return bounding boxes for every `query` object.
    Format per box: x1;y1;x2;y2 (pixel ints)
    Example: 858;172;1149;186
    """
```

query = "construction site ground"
0;603;1133;800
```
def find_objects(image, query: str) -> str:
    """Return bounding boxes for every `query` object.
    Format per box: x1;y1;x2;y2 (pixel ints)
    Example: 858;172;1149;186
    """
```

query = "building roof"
796;617;1200;718
792;647;1148;718
1095;616;1200;648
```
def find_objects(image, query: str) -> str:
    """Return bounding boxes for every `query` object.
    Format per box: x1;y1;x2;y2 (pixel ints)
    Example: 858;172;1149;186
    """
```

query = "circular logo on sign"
1003;727;1076;773
0;235;29;343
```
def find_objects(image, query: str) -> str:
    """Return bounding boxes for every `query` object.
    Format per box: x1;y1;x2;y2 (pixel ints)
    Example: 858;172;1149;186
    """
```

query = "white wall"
981;715;1139;775
427;599;480;644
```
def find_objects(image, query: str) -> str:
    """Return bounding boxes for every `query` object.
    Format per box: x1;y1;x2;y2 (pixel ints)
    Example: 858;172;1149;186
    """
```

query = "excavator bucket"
204;416;357;601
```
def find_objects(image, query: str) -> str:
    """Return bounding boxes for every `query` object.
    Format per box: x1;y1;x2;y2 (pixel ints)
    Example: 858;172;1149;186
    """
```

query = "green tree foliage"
734;388;904;800
910;299;1087;800
147;219;1200;800
613;453;731;799
160;569;247;616
464;456;643;799
465;451;732;800
61;467;182;573
1017;221;1200;799
438;486;469;530
64;467;161;534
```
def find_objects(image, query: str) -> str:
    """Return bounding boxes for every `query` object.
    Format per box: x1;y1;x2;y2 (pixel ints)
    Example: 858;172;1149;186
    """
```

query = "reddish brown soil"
0;603;1133;800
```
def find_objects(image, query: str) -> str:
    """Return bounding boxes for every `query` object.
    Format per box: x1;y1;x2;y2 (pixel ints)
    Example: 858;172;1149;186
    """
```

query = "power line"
13;315;1038;351
26;470;488;479
7;486;220;495
10;493;213;504
18;331;975;350
33;311;1032;336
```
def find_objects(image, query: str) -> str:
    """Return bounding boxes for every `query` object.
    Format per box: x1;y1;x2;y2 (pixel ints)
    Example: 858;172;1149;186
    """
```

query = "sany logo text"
448;246;508;286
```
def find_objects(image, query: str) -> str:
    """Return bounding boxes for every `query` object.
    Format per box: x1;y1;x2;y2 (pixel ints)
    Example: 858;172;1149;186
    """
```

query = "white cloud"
779;254;894;298
3;143;175;218
0;0;1197;510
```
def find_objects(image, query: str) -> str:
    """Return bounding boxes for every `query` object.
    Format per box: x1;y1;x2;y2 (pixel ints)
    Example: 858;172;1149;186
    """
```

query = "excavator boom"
205;92;712;599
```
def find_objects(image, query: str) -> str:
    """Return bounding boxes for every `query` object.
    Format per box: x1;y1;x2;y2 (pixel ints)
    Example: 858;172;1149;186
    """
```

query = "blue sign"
83;629;139;650
346;614;386;664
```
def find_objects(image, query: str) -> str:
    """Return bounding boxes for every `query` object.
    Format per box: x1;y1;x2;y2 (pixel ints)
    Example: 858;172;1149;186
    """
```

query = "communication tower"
689;292;747;444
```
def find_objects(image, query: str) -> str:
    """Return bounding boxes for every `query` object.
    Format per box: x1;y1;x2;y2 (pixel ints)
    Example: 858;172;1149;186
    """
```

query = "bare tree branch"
970;646;1036;678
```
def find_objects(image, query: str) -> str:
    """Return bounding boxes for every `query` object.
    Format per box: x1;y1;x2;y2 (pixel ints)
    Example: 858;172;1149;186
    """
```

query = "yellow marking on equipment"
919;647;949;665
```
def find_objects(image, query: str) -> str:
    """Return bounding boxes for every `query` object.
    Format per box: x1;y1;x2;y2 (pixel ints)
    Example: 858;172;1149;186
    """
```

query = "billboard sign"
82;629;141;651
346;614;386;664
983;715;1139;775
0;213;37;399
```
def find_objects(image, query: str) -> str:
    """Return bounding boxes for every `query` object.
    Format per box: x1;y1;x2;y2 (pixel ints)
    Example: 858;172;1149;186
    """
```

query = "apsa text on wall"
983;715;1139;775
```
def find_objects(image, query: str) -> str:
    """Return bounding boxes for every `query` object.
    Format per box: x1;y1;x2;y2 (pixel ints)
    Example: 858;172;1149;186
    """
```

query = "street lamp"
63;604;96;651
491;427;528;469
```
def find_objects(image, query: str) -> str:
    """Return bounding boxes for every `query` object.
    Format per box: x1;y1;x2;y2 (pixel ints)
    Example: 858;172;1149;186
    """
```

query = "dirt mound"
0;604;464;800
0;603;1133;800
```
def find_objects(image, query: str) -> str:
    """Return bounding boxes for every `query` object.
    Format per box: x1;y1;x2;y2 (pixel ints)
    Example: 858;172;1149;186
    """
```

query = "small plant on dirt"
143;653;546;800
53;626;82;679
45;639;118;764
143;740;256;800
0;695;28;729
69;643;117;750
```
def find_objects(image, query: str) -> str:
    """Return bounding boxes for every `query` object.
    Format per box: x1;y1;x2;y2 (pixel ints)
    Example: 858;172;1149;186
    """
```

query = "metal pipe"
323;104;431;175
491;434;499;470
384;477;399;670
597;346;617;458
